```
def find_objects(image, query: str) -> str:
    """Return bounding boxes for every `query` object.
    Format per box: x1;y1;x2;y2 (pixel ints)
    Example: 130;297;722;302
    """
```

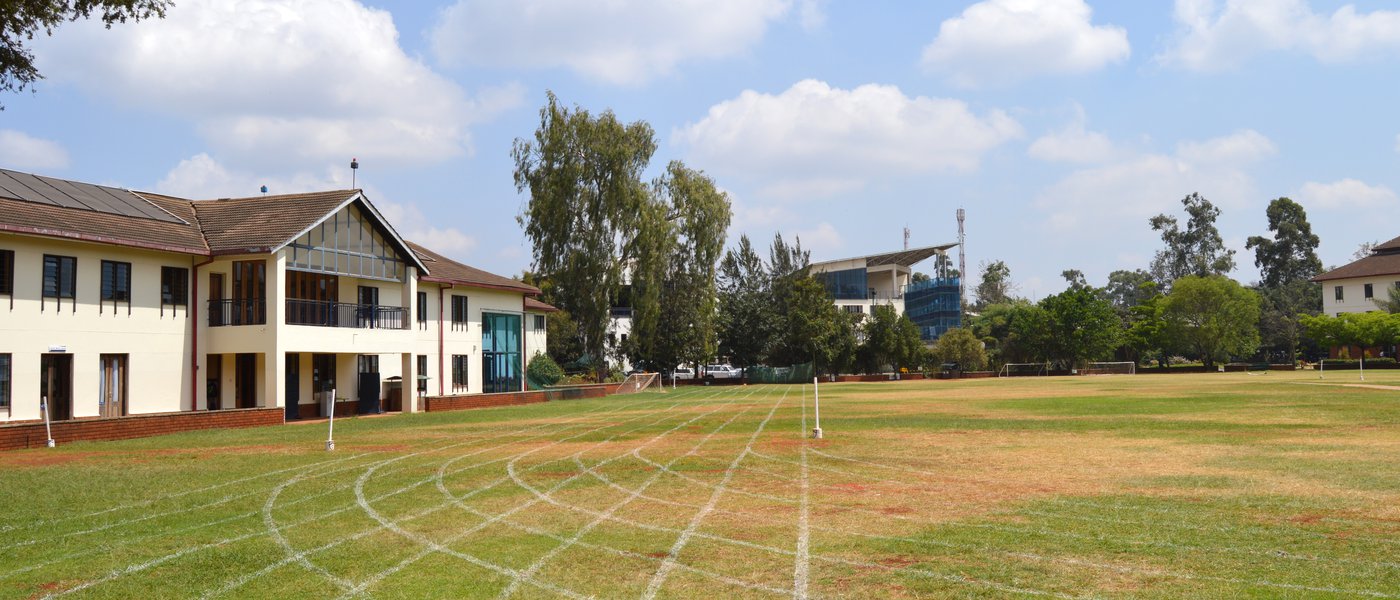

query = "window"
451;295;469;330
843;305;864;314
0;249;13;295
533;314;545;332
42;254;77;311
0;354;9;412
451;354;469;391
1335;286;1344;302
1365;283;1374;299
101;260;132;302
417;291;428;327
358;355;379;373
416;355;428;394
161;266;189;313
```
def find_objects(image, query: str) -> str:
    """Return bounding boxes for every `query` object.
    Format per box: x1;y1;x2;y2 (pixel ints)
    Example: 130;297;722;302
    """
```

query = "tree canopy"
1149;193;1236;284
1160;275;1260;368
1246;197;1322;288
974;259;1013;309
1;1;171;105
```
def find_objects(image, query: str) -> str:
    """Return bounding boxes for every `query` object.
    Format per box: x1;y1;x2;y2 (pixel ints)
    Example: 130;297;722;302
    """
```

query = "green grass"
1;372;1398;598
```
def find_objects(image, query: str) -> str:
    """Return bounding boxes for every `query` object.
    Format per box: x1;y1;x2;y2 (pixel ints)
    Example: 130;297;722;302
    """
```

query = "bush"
526;353;564;386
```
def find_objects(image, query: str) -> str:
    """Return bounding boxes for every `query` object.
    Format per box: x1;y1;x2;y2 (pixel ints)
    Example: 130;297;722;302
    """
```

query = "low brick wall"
424;386;609;413
0;408;283;451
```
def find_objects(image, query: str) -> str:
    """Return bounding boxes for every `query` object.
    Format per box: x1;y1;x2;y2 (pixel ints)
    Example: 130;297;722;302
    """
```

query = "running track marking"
494;386;760;598
641;386;789;600
793;383;811;600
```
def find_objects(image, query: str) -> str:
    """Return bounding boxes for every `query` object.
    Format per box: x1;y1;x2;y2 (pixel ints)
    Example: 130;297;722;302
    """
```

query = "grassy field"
1;371;1397;599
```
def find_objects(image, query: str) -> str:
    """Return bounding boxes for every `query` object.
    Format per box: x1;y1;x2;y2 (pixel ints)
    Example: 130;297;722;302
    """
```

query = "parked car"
672;367;694;381
703;364;742;379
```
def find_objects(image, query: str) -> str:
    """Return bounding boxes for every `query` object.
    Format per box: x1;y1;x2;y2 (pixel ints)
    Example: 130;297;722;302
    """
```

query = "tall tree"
974;260;1013;309
627;162;732;372
860;305;924;372
1037;285;1120;369
514;91;657;378
1246;197;1322;288
717;235;772;371
1103;269;1156;310
1149;193;1236;284
1160;275;1260;368
2;1;171;105
931;327;986;371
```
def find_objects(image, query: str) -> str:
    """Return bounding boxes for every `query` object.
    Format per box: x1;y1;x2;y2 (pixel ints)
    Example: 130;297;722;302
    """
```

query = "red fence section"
0;408;284;451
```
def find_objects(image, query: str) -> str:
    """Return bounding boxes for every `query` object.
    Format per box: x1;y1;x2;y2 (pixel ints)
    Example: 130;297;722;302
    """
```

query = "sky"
4;0;1400;300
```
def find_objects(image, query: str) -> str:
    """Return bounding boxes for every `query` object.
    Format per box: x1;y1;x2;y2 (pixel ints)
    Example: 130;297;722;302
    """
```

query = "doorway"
99;354;128;418
357;285;379;328
234;353;257;409
357;354;380;415
40;354;73;421
206;354;222;410
285;354;300;421
209;273;225;326
312;354;336;416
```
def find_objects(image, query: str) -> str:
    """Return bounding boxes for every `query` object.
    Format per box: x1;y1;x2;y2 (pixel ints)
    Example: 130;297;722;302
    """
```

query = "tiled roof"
410;241;539;295
0;196;209;254
1374;234;1400;252
525;297;559;313
1313;251;1400;282
190;190;358;253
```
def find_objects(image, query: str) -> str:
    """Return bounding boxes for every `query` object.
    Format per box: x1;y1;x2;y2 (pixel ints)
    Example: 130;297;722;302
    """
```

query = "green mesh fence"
746;362;814;384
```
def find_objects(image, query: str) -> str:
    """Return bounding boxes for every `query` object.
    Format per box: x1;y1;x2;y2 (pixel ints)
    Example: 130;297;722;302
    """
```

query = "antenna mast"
903;226;910;250
957;208;966;314
350;157;359;189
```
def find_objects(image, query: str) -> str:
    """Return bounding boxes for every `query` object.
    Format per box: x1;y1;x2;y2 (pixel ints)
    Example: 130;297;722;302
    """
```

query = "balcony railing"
285;299;408;329
208;299;266;327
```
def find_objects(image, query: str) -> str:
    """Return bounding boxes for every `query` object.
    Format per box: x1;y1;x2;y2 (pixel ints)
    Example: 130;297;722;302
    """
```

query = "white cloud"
1035;129;1275;231
1161;0;1400;70
1027;106;1116;163
797;0;828;31
430;0;791;85
674;79;1022;199
0;130;69;171
794;222;844;257
36;0;520;170
922;0;1130;88
1297;178;1398;210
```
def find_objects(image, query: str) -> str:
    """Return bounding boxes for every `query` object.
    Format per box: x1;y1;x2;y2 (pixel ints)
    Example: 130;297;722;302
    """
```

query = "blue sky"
4;0;1399;299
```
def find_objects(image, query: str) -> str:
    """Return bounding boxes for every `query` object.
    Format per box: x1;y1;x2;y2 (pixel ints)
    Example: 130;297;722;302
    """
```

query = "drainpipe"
191;255;216;411
438;285;446;396
521;295;528;392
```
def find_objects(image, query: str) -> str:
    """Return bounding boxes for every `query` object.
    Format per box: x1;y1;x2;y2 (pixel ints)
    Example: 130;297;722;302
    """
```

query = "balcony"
208;299;266;327
285;299;408;329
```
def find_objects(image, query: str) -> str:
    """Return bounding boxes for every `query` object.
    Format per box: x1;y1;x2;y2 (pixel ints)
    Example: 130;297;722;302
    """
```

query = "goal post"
1083;361;1136;375
614;372;661;395
998;362;1050;377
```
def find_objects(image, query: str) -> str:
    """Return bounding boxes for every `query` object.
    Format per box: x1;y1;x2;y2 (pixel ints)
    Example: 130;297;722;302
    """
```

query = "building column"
267;254;287;411
401;352;417;412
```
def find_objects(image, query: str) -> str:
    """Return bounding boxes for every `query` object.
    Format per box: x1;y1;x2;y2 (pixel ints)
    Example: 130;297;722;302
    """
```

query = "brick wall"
424;386;609;413
0;408;284;451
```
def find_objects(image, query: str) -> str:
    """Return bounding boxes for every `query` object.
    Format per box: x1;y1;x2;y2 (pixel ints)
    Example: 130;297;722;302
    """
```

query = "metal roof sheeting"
0;168;185;224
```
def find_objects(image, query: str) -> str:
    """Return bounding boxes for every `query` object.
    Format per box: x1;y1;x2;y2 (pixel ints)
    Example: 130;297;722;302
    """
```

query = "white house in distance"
1312;235;1400;317
809;244;961;342
0;167;552;425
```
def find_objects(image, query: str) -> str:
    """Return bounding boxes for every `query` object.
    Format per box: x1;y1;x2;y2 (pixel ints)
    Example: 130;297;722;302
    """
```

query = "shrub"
527;353;565;386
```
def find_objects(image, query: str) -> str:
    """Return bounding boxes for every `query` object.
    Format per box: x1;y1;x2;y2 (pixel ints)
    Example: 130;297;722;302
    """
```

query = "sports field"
1;372;1397;599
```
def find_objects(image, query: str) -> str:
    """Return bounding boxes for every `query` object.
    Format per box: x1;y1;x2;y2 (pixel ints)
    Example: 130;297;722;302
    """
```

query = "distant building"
809;244;961;341
1312;235;1400;317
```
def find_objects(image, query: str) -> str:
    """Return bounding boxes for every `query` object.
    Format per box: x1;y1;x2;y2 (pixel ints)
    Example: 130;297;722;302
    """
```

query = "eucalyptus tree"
1149;193;1236;285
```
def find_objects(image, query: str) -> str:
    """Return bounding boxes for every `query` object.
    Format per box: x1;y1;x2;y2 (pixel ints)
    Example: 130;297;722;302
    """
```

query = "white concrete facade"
1322;276;1399;317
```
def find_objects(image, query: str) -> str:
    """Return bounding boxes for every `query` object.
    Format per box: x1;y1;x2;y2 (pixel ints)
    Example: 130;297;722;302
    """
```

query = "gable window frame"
42;254;77;313
451;295;469;331
161;266;190;316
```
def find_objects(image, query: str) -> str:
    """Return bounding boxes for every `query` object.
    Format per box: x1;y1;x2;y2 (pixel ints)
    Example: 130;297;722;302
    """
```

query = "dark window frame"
42;254;77;312
417;291;428;327
0;249;13;297
1364;283;1374;299
451;354;469;391
416;354;428;394
532;314;545;332
161;266;190;316
100;260;133;315
451;295;469;330
0;353;10;412
1334;285;1344;302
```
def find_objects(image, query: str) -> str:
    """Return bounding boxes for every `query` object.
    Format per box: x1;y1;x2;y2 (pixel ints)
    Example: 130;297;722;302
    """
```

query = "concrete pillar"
267;254;287;409
402;352;417;412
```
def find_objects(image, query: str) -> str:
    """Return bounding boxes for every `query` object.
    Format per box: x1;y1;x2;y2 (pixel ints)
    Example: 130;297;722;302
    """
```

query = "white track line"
335;393;719;598
793;383;811;600
48;392;679;599
642;386;789;600
495;387;760;598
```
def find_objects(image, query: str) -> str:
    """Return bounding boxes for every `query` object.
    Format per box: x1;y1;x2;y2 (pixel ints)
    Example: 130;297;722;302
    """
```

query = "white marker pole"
1360;355;1366;382
325;387;336;451
811;377;823;439
42;395;55;448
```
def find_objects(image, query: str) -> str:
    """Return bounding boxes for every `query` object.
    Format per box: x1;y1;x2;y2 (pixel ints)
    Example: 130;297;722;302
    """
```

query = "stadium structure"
810;243;961;342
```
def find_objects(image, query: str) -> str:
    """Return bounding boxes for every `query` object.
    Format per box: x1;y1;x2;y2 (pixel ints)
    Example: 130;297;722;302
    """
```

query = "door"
357;355;380;414
99;354;127;418
357;285;379;328
40;354;72;421
206;355;222;410
285;354;300;421
312;354;336;416
234;353;257;409
209;273;225;326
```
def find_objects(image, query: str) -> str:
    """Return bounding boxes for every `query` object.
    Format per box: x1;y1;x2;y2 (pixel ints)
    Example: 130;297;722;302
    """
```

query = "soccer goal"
998;362;1050;377
615;372;661;394
1083;361;1136;375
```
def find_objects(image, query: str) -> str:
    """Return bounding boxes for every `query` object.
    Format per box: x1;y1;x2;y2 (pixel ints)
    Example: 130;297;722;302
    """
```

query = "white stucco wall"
1322;276;1400;316
1;233;196;422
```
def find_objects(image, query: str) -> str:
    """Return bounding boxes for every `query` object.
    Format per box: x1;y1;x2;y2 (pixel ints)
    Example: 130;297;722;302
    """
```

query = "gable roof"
1313;236;1400;282
410;241;539;295
525;297;559;313
189;190;358;254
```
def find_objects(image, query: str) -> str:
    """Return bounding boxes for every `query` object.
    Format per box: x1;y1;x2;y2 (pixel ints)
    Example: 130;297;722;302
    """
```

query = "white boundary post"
42;395;55;448
1360;355;1366;382
811;377;823;439
326;387;336;451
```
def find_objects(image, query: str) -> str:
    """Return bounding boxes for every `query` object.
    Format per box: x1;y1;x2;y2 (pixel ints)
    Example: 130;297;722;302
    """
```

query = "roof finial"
350;157;359;189
260;185;268;196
